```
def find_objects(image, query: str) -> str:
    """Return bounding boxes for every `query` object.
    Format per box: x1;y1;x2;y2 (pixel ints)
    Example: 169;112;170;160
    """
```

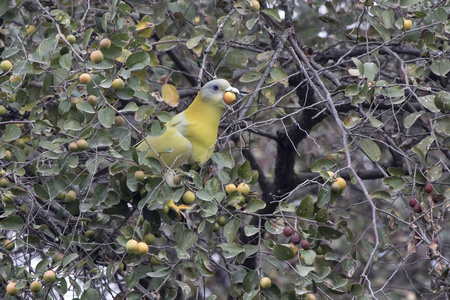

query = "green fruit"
14;138;25;149
43;270;56;283
4;150;12;161
0;178;9;188
79;73;91;84
237;183;250;196
3;239;15;251
150;256;162;266
65;190;77;202
6;282;18;296
135;170;145;181
114;116;125;126
68;142;78;152
30;281;42;293
0;60;12;72
25;25;36;36
159;205;169;214
213;222;220;232
66;34;76;44
111;78;125;90
56;192;65;200
87;95;98;106
90;50;104;64
0;105;7;115
182;191;196;204
85;230;95;239
76;139;88;150
217;215;227;226
137;242;149;256
144;233;156;245
100;38;111;50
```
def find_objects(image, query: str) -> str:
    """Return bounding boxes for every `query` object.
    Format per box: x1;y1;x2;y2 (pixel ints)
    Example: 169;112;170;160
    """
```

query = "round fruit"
56;34;65;44
0;60;13;72
126;239;139;254
409;198;417;207
2;193;14;204
134;170;145;181
0;105;6;115
10;75;22;83
6;282;18;296
251;0;260;10
65;190;77;202
214;222;220;232
100;38;111;50
150;256;162;266
79;73;91;84
434;91;450;113
3;239;15;251
137;242;149;256
0;178;9;188
300;239;310;250
217;215;227;226
43;270;56;283
225;183;237;194
14;138;25;148
283;226;293;237
87;95;98;106
403;19;412;31
68;142;78;152
223;91;236;105
237;183;250;196
425;184;433;193
85;230;95;239
66;34;76;44
30;280;42;293
159;205;169;214
70;98;80;107
4;150;12;161
260;277;271;289
112;78;125;90
90;50;104;64
291;233;301;245
414;203;422;214
54;253;63;262
56;192;65;200
334;177;346;191
76;139;88;150
182;191;196;204
144;233;156;245
305;294;316;300
114;116;125;126
25;25;36;37
173;174;181;185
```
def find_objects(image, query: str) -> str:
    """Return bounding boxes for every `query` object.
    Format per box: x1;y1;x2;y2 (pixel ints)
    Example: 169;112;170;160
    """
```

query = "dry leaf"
161;84;180;107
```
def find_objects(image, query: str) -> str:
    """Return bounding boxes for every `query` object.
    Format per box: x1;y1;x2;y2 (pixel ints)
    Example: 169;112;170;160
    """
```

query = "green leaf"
417;96;439;113
370;191;391;201
273;243;295;260
59;53;72;70
343;258;357;277
345;84;359;96
363;62;378;81
404;111;424;128
224;218;240;243
296;195;314;218
382;176;405;192
226;50;248;69
81;288;99;300
12;61;33;75
262;8;281;22
196;189;213;201
243;270;258;293
300;250;316;265
156;36;179;52
83;28;94;49
246;198;266;213
3;124;21;142
239;71;262;83
98;106;115;128
343;113;361;128
318;226;343;240
244;225;259;237
62;253;79;267
366;113;383;128
76;102;96;114
218;243;244;258
0;0;10;17
89;129;113;147
0;215;24;230
147;267;172;277
126;52;150;71
212;152;234;168
431;58;450;77
359;138;381;161
311;158;335;172
194;250;215;277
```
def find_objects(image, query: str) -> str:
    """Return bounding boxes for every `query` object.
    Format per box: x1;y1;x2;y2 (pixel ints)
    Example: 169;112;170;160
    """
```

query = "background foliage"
0;0;449;299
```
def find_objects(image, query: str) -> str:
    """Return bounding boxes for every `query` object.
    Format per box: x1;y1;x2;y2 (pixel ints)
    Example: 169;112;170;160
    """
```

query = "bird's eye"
213;85;219;91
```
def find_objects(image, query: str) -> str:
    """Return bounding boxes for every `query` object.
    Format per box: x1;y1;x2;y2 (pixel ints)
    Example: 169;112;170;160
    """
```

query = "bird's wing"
136;125;192;169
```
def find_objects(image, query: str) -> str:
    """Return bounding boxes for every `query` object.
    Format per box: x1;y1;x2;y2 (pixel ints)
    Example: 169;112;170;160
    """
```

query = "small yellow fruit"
137;242;149;256
403;19;412;31
182;191;196;204
334;177;346;191
217;215;227;226
6;282;18;296
126;239;139;254
251;0;260;10
111;78;125;90
85;230;95;239
260;277;271;289
0;105;6;115
10;75;22;83
68;142;78;152
56;33;65;44
76;139;88;150
144;233;156;245
87;95;98;106
225;183;237;194
159;205;169;214
237;183;250;196
0;177;9;188
305;293;317;300
14;138;25;149
2;193;14;204
66;34;76;44
30;280;42;293
134;170;145;181
3;239;15;251
290;244;298;256
43;270;56;283
90;50;104;64
79;73;91;84
213;222;220;232
25;25;36;37
4;150;12;161
0;60;13;72
65;190;77;202
114;116;125;126
223;91;236;105
54;253;63;262
100;38;111;50
56;192;65;200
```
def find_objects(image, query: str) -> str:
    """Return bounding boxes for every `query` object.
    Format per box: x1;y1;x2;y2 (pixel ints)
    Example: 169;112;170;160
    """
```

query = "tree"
0;0;449;299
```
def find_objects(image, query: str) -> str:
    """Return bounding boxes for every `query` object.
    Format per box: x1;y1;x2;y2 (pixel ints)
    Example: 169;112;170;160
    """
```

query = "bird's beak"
226;87;240;94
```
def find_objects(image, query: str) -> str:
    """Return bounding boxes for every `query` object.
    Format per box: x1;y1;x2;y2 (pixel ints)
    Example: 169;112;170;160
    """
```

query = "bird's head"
199;79;240;108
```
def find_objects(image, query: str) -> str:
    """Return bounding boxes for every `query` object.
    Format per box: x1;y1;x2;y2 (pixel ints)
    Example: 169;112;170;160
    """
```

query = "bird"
136;79;239;169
